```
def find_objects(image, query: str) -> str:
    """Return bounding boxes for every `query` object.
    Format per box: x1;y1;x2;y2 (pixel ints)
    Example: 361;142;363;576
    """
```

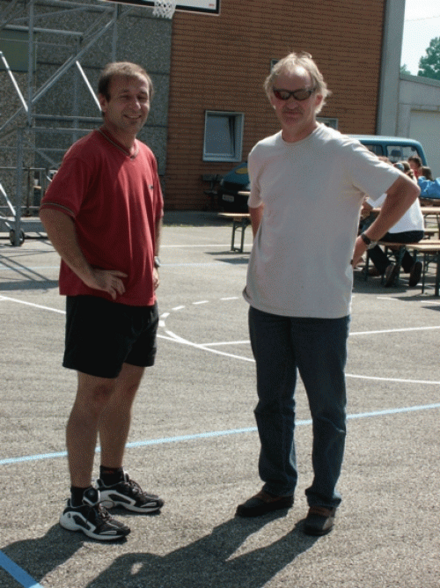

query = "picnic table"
218;212;250;253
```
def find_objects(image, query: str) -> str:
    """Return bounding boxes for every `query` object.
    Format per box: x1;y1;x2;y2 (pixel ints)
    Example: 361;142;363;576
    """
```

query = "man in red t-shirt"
40;62;164;541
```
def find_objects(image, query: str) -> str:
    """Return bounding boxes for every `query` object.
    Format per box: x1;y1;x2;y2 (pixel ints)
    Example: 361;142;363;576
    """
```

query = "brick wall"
164;0;385;209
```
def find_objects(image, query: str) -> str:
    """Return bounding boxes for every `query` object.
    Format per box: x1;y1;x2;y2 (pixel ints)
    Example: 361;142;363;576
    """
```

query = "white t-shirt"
244;124;400;318
366;193;424;233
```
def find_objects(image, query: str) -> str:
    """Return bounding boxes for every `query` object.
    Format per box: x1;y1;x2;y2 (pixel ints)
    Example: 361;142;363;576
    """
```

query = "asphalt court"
1;211;440;588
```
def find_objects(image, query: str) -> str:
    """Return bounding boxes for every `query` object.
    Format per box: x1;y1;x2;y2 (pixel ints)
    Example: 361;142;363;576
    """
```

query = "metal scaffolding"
0;0;138;244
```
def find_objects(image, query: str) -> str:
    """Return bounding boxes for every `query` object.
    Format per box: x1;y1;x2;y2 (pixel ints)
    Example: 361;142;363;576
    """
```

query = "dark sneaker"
59;487;130;541
235;489;294;518
384;263;398;287
409;260;422;287
303;506;336;536
97;472;164;513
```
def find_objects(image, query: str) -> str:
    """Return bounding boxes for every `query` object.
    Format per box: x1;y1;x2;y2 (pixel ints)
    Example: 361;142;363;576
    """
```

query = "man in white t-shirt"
235;52;420;535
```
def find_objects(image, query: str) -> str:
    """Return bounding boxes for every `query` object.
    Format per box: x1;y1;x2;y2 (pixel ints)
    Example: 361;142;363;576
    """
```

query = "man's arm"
39;208;127;300
249;204;264;238
352;174;420;266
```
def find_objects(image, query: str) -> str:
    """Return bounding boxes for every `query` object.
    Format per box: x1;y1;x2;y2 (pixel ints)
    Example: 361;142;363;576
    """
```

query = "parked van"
348;135;428;165
217;135;428;212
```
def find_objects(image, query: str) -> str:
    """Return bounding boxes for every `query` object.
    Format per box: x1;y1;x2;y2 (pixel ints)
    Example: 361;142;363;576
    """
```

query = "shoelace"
125;477;143;496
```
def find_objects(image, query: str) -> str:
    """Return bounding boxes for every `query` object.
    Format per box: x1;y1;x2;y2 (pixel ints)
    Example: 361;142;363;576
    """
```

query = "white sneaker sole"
99;493;162;513
59;510;130;541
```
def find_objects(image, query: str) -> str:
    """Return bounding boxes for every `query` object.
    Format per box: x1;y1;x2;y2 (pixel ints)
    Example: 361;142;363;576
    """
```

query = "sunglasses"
272;88;316;101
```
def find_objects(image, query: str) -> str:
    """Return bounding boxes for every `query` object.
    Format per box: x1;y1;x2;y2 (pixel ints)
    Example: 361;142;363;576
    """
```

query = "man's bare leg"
95;364;164;513
66;371;118;488
99;363;145;468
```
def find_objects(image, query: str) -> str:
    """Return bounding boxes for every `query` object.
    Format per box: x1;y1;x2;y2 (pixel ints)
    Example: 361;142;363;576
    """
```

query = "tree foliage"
418;37;440;81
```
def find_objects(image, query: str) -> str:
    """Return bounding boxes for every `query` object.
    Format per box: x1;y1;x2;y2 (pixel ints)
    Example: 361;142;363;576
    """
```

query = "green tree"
400;64;411;75
418;37;440;80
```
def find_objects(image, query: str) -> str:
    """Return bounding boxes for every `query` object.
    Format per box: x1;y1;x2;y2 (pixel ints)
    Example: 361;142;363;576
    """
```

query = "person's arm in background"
352;174;420;266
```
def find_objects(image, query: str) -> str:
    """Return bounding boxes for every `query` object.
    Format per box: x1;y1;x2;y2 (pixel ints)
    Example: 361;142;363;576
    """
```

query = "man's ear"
315;93;324;110
98;93;107;114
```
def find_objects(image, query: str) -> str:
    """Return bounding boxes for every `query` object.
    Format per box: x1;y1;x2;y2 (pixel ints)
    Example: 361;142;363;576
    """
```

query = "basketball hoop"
153;0;177;19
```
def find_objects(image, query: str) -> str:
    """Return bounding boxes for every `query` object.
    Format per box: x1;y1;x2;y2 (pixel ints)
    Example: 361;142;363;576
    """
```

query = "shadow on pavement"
0;252;58;291
85;515;318;588
1;525;84;585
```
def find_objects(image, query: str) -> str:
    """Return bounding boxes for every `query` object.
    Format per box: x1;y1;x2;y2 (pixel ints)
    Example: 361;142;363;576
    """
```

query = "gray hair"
264;52;330;113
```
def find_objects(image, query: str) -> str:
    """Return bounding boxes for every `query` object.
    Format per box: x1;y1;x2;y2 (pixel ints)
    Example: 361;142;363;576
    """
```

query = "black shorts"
63;295;159;379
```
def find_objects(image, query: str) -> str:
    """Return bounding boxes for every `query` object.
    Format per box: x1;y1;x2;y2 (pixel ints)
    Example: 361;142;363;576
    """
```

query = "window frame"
203;110;244;163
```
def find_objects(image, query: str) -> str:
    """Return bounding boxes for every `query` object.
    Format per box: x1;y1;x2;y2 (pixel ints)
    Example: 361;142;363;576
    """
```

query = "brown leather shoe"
235;489;294;518
303;506;336;536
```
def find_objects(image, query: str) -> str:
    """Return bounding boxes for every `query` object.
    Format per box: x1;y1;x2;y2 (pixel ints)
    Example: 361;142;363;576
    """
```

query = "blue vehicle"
217;161;250;212
348;135;428;165
217;136;428;212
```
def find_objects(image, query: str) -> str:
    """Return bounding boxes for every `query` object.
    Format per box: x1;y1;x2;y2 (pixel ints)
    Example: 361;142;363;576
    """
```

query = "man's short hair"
264;52;330;114
98;62;154;101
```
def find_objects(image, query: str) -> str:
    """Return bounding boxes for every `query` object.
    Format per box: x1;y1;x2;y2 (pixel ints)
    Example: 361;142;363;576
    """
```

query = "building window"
318;117;338;129
203;111;244;162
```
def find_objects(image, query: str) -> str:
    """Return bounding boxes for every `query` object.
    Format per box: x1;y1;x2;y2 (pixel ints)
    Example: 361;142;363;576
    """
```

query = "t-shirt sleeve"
346;142;401;201
40;155;92;218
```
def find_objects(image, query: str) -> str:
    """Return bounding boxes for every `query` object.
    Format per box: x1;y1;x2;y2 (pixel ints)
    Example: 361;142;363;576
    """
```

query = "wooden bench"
218;212;250;252
364;239;440;294
423;227;439;238
364;241;414;285
407;241;440;295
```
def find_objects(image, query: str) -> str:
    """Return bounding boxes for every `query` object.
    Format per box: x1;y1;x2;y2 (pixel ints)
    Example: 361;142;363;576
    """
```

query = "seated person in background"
418;166;440;203
420;166;434;181
361;161;424;287
408;155;423;179
397;160;415;180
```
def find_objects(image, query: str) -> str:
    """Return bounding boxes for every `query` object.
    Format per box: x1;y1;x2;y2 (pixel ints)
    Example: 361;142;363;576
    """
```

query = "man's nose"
285;94;300;105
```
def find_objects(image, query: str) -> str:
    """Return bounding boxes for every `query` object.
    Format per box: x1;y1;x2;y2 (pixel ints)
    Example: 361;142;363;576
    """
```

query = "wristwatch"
360;233;378;249
154;256;161;268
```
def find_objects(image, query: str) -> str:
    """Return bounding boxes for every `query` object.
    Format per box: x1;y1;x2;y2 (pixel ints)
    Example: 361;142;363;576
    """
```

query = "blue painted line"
2;403;440;588
2;403;440;467
0;551;44;588
347;403;440;420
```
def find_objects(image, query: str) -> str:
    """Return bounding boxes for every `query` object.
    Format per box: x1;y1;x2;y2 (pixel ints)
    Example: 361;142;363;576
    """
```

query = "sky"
401;0;440;74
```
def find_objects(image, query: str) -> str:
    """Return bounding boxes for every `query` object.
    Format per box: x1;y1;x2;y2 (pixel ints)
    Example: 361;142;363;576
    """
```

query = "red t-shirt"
40;128;164;306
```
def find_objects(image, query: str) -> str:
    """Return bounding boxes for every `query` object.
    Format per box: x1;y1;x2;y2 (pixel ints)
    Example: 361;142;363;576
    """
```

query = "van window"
385;145;421;163
364;144;383;156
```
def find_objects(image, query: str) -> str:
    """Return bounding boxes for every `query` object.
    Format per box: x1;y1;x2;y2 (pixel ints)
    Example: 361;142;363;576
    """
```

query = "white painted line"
0;295;65;314
346;373;440;385
350;325;440;336
202;340;251;347
164;330;255;362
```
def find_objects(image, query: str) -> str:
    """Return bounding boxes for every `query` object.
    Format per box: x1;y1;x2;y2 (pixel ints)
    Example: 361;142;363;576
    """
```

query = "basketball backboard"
102;0;220;14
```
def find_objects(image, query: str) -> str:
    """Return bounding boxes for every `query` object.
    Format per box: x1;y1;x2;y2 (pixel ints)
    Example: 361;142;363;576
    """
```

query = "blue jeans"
248;307;350;509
